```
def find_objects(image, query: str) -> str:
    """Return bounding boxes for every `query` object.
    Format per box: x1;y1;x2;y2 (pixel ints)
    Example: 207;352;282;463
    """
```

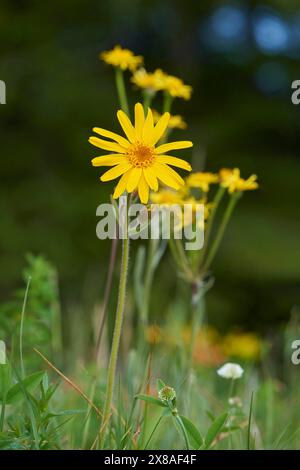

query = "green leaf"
135;394;167;408
0;364;11;400
204;412;228;449
206;410;215;422
46;409;86;419
180;415;203;449
5;371;45;405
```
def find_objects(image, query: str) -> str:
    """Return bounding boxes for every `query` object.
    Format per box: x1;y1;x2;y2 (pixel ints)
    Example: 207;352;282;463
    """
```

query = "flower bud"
158;385;176;403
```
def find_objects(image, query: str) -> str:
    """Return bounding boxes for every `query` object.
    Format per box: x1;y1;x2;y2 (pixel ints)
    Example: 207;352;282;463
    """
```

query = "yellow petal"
153;162;183;189
150;112;170;145
100;162;132;182
155;140;193;154
143;167;158;191
138;173;149;204
89;136;126;153
127;167;142;192
134;103;145;139
92;127;130;148
91;154;126;167
157;155;191;171
117;110;137;143
113;171;130;199
142;108;154;144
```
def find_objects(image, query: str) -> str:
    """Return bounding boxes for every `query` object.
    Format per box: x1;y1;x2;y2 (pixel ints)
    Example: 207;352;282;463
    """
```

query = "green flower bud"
158;385;176;403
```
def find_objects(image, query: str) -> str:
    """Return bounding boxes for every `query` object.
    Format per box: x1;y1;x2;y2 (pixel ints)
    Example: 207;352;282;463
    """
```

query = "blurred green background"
1;0;300;340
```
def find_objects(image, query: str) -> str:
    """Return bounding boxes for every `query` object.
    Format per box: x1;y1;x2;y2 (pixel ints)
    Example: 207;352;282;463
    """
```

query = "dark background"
1;0;300;336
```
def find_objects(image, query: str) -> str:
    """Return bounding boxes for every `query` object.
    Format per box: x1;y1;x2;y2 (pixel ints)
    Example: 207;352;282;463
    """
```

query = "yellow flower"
223;333;261;361
89;103;193;204
220;168;259;193
150;188;184;205
145;325;162;345
161;74;192;100
100;45;143;72
153;110;187;130
186;172;219;192
131;68;165;92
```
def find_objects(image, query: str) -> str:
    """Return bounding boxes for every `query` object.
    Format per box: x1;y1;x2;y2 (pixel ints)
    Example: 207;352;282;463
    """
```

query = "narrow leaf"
5;371;45;405
204;412;228;449
180;415;203;449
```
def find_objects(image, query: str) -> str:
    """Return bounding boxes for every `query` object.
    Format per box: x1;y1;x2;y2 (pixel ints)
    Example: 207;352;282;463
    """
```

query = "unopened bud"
158;386;176;403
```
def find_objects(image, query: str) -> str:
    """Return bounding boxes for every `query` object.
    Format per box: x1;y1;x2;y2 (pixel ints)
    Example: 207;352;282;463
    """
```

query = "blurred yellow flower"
223;332;261;360
150;188;184;205
161;73;192;100
153;110;187;130
132;68;192;100
186;172;219;192
151;185;213;231
145;325;162;345
100;45;143;72
131;68;165;92
192;326;226;367
89;103;192;203
220;168;259;193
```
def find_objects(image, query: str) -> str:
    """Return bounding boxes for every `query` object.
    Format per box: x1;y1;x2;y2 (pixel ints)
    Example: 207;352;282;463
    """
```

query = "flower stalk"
100;202;130;442
201;192;241;274
115;68;129;116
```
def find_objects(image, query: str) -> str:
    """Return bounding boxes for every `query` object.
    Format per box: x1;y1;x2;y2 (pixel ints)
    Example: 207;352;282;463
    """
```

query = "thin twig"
33;348;102;417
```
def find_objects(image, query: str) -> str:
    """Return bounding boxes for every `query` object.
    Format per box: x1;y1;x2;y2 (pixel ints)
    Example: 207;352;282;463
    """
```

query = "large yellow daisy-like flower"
100;45;143;72
89;103;193;204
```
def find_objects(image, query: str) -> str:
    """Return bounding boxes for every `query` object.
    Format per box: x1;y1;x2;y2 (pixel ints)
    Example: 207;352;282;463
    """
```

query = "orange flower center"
127;143;155;168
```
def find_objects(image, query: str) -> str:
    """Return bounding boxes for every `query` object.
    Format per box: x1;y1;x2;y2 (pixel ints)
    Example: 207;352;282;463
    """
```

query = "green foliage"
0;254;61;369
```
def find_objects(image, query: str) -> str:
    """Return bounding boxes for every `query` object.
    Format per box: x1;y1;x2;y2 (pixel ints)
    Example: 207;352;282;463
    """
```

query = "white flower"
0;340;6;365
217;362;244;380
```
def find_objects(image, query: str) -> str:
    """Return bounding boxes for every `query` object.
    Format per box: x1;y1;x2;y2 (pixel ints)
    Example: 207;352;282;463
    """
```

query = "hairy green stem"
188;283;205;369
100;230;130;444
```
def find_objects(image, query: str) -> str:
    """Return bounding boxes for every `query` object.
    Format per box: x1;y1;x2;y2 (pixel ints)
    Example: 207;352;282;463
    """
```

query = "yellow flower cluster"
150;187;213;230
96;45;258;207
101;45;143;72
185;169;259;195
220;168;259;193
101;47;192;100
131;68;192;100
131;68;166;92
